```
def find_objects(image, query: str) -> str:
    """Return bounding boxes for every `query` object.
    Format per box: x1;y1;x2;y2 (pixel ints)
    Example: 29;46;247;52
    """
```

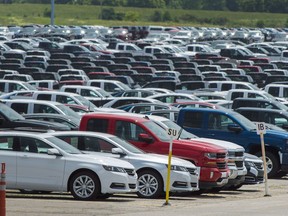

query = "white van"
3;99;80;119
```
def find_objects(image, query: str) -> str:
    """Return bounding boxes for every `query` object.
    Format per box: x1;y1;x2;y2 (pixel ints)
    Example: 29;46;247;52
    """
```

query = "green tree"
151;10;163;21
163;11;172;21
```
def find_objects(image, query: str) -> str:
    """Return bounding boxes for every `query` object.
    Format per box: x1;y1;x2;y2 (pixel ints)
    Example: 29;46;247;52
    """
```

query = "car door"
16;136;65;191
204;112;248;145
0;136;17;188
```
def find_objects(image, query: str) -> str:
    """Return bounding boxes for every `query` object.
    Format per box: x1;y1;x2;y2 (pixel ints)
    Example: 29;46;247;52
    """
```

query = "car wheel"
70;171;101;200
137;170;163;199
255;151;279;178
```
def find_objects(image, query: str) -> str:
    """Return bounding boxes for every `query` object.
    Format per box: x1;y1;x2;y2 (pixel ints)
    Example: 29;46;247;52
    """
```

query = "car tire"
69;171;101;200
137;170;163;199
255;151;279;178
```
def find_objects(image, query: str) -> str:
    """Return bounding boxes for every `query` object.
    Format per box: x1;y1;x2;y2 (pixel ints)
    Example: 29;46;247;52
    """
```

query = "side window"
268;87;279;97
230;92;244;100
208;114;234;131
90;82;101;87
37;94;52;100
56;95;76;104
19;137;51;154
0;137;14;151
182;111;203;128
11;103;28;114
115;121;145;141
86;119;109;133
222;84;232;91
0;83;5;92
283;88;288;98
104;83;117;93
34;104;58;114
65;88;77;94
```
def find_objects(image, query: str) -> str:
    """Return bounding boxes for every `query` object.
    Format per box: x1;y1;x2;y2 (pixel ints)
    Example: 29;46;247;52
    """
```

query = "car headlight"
166;165;188;172
103;165;126;173
204;152;218;159
245;161;255;167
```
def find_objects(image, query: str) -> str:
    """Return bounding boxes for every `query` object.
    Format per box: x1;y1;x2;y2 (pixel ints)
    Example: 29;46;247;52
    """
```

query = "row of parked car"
2;24;288;201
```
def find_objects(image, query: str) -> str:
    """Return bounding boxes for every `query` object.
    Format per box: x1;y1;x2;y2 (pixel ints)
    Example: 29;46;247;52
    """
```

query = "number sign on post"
256;122;270;197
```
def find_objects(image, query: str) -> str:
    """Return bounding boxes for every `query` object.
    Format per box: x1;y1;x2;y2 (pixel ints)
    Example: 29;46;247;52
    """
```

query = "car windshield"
55;105;81;119
46;137;82;154
233;112;256;130
97;88;111;97
22;82;37;90
110;136;144;154
142;121;170;141
0;103;25;120
74;95;97;109
161;120;198;139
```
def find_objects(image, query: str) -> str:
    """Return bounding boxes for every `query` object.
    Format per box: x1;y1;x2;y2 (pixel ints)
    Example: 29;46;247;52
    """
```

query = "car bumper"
100;172;138;194
169;170;198;192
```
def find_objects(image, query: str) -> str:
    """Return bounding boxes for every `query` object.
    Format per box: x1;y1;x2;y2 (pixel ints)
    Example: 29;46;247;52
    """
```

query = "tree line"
3;0;288;13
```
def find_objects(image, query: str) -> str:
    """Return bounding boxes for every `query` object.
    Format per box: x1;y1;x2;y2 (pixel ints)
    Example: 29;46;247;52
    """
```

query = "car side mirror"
227;124;242;133
47;148;62;156
138;133;154;144
112;147;126;156
282;124;288;130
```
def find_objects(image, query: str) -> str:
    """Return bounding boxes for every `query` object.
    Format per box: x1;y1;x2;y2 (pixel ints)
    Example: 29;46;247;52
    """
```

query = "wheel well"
137;168;164;187
249;145;280;161
67;169;100;192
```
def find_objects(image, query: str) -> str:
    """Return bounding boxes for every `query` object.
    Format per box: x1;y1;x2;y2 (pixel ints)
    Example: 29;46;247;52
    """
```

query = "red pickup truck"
79;113;230;190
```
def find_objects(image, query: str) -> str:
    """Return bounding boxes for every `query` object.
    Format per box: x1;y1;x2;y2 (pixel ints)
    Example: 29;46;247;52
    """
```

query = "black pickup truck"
0;102;69;131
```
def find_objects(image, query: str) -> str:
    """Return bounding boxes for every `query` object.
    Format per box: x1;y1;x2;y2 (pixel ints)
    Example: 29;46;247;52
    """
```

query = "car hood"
73;153;135;169
173;139;226;153
244;153;263;163
192;137;244;152
15;119;70;131
129;153;196;168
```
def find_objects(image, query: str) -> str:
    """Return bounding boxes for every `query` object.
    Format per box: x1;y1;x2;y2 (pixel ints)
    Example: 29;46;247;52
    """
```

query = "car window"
11;103;28;114
0;137;13;151
37;94;52;100
86;119;109;133
115;120;146;141
183;111;203;128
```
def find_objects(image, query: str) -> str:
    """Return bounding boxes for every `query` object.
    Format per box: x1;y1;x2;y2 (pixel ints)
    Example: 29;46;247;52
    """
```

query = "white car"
0;131;137;200
48;131;200;198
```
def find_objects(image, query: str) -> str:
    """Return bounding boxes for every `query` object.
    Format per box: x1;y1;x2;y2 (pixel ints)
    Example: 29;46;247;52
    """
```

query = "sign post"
0;163;6;216
256;122;270;197
163;128;178;206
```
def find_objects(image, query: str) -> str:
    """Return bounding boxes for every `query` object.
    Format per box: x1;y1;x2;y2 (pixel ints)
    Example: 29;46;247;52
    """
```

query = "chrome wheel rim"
73;175;95;198
138;174;158;197
266;157;273;174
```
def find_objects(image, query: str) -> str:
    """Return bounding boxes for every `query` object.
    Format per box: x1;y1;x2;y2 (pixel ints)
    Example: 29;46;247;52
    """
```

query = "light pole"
51;0;55;25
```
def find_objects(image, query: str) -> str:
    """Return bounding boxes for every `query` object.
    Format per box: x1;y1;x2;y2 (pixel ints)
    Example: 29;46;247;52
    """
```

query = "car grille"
235;151;244;157
187;167;197;175
235;161;244;168
217;162;227;169
254;162;264;170
217;153;227;159
124;168;136;176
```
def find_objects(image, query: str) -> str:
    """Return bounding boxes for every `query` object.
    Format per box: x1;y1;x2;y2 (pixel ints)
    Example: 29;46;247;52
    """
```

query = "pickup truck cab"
79;113;230;190
177;108;288;177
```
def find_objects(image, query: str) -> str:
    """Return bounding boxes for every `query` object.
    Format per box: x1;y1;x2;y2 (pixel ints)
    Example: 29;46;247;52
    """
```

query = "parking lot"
5;177;288;216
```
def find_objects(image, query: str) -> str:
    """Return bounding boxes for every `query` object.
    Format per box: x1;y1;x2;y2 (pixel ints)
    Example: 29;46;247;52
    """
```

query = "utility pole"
51;0;55;25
